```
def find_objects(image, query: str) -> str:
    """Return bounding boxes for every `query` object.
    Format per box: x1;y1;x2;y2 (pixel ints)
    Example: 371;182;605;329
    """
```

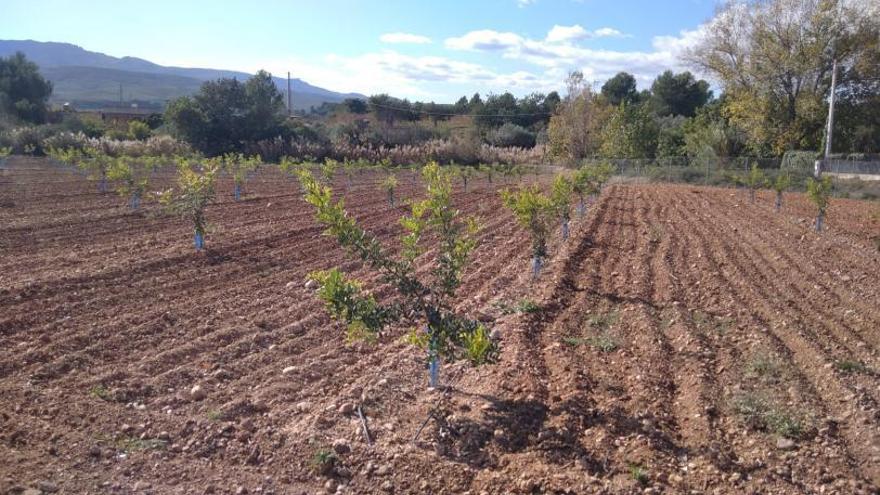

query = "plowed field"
1;157;878;495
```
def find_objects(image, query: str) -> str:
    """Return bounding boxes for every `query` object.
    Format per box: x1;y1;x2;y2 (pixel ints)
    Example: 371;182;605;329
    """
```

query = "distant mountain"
0;39;364;111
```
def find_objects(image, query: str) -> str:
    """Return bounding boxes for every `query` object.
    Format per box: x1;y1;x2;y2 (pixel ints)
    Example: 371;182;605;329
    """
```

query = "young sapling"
298;162;495;389
806;176;832;233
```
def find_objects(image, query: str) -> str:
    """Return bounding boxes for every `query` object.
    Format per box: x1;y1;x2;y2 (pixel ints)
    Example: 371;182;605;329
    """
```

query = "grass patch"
88;385;111;401
629;463;649;486
691;309;734;334
562;333;618;353
745;353;783;380
586;310;619;330
835;360;868;374
206;410;222;421
493;298;541;315
732;392;804;439
311;448;337;475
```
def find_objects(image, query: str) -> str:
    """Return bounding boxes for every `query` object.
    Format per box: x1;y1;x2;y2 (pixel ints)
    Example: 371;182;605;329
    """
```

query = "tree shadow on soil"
427;393;607;474
428;384;748;477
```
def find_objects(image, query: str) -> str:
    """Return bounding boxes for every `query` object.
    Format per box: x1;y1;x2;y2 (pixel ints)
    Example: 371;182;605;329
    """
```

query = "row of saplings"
41;146;858;388
48;144;614;386
731;163;834;233
45;146;565;250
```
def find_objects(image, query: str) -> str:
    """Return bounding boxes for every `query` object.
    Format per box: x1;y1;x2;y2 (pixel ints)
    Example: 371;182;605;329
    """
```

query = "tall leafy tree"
601;72;639;106
243;70;286;141
165;71;285;156
649;70;712;117
599;103;658;159
548;71;602;160
688;0;880;155
0;52;53;123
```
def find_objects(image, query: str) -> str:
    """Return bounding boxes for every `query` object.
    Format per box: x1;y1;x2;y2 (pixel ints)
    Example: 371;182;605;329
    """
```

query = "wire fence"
580;156;880;187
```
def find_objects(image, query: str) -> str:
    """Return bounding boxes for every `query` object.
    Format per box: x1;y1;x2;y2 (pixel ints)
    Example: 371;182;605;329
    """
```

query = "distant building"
75;107;160;126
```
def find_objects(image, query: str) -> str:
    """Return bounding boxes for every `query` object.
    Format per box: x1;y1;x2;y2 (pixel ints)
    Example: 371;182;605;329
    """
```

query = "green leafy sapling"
279;155;301;176
0;146;12;166
806;176;832;233
571;167;595;217
513;165;527;183
320;159;339;185
381;173;399;207
219;153;261;201
457;165;475;193
343;159;357;189
298;162;495;388
744;163;767;203
501;186;554;279
772;171;791;212
107;156;153;209
588;162;614;197
280;156;309;192
75;148;112;193
160;159;218;251
550;174;574;240
45;146;85;169
481;164;495;185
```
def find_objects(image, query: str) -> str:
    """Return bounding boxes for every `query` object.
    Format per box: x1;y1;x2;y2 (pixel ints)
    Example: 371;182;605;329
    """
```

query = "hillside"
0;39;364;111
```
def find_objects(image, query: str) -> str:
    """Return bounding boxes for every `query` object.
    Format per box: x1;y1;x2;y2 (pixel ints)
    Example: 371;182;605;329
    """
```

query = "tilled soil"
1;158;878;495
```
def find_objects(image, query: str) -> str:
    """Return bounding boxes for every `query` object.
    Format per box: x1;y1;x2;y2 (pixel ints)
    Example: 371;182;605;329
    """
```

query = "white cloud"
546;25;589;43
445;30;524;52
445;24;704;86
545;25;628;43
245;50;556;101
516;0;536;7
593;27;628;38
243;22;707;101
651;26;705;55
379;32;432;44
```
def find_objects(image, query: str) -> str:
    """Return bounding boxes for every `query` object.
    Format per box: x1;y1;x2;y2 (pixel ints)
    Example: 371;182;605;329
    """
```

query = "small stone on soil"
37;481;59;493
776;438;796;450
190;384;207;400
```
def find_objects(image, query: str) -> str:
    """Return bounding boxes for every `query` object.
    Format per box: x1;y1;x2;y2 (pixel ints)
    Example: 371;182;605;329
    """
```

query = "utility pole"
287;72;292;117
817;58;838;178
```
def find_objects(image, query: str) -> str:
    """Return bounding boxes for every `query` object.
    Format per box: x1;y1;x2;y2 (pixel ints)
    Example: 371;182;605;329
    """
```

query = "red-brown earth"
1;157;879;494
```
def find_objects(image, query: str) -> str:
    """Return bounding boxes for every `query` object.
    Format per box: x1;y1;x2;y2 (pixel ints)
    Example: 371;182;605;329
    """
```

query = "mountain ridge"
0;39;365;110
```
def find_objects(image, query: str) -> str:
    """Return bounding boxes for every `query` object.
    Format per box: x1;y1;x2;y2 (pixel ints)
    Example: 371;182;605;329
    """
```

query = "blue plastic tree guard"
234;183;242;201
532;256;543;279
194;231;205;251
428;353;440;388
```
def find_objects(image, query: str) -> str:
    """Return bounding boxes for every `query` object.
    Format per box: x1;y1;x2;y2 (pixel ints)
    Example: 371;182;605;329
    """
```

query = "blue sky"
2;0;718;101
